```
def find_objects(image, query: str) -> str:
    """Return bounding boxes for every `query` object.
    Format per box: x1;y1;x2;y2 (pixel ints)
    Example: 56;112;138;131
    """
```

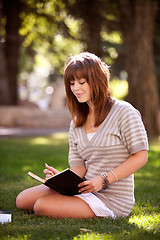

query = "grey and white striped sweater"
68;99;148;217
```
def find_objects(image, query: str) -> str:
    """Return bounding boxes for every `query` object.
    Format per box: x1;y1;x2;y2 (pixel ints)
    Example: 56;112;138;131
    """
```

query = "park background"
0;0;160;136
0;0;160;240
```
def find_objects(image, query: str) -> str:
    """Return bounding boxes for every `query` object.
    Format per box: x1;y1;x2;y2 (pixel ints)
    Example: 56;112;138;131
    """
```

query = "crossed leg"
16;184;95;218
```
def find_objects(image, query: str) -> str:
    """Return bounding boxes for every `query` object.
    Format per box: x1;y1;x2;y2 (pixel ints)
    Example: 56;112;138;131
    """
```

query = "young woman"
16;52;148;218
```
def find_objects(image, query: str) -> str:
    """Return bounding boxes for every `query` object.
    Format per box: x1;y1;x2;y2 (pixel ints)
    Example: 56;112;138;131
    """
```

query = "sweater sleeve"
118;103;149;155
68;121;85;167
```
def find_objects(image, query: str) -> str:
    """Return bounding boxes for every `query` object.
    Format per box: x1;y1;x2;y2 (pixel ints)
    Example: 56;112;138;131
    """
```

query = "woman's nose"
73;82;80;91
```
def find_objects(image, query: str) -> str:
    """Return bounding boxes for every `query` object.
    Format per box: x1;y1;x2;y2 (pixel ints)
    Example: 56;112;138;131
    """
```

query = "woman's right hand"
43;163;60;180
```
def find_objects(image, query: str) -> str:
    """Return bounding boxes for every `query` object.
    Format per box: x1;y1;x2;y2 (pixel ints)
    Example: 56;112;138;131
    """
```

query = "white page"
0;213;12;224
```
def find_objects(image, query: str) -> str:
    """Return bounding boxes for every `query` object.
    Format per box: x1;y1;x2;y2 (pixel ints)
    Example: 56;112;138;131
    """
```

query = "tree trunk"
3;0;22;105
83;0;103;57
65;0;103;56
0;0;11;104
0;44;11;104
118;0;159;136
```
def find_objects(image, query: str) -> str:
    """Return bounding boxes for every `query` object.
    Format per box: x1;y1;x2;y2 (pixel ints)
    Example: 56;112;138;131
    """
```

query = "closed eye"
70;81;75;85
79;81;86;85
69;79;86;86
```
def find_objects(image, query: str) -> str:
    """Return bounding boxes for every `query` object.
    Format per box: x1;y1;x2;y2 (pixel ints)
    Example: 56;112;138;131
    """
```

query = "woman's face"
70;78;91;104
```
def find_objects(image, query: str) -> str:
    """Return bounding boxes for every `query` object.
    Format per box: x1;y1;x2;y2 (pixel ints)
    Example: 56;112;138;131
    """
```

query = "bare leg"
16;185;96;218
16;184;59;211
33;194;96;218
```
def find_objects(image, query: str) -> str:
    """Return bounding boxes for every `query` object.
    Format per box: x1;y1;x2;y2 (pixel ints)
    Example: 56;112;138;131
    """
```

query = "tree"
64;0;121;58
0;0;159;136
65;0;159;136
0;0;10;104
154;0;160;103
65;0;104;56
0;0;78;105
118;0;159;136
0;0;22;105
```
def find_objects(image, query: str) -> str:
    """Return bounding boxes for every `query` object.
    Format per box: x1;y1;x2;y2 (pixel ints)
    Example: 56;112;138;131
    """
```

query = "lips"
74;93;83;98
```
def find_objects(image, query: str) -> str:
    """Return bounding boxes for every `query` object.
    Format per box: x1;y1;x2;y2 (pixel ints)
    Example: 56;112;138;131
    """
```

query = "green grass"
0;133;160;240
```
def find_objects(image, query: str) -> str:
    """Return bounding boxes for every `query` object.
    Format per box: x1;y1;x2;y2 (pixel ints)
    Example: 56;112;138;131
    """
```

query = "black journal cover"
28;169;84;196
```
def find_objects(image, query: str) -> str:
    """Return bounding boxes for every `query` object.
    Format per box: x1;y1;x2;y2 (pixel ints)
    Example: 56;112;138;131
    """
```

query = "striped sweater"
68;99;149;217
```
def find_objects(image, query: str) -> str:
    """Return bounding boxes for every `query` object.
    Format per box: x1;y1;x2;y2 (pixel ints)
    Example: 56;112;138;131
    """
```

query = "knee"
16;190;30;210
16;191;25;209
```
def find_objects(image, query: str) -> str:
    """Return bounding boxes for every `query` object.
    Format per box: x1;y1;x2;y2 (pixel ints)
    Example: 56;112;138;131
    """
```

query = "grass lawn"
0;132;160;240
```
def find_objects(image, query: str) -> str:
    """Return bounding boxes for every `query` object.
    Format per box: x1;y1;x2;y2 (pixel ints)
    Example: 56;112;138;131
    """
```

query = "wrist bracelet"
110;170;118;182
100;172;109;189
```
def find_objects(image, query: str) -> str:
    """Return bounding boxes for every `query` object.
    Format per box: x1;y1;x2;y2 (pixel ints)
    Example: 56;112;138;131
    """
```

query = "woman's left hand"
78;175;103;193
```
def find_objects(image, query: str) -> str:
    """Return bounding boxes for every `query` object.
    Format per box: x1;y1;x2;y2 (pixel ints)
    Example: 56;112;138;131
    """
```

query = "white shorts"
75;192;115;218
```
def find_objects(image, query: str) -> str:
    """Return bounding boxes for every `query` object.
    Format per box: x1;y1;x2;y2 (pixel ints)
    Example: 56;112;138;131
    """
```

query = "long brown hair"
64;52;114;127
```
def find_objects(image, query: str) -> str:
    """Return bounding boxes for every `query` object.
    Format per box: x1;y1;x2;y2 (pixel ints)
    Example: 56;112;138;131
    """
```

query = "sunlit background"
17;8;128;109
1;0;159;136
